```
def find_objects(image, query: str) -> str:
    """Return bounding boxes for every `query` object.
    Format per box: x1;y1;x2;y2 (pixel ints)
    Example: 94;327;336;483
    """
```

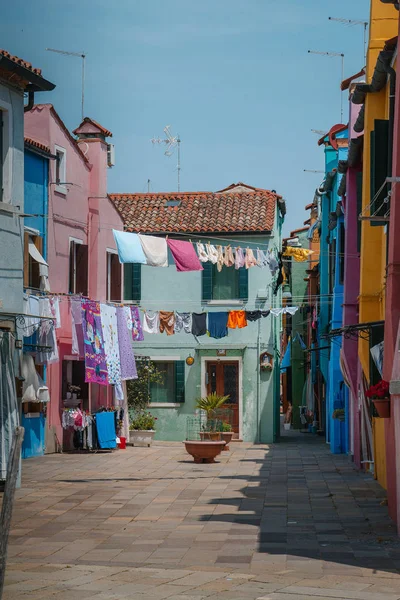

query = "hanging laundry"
235;247;245;269
167;239;203;272
245;310;262;322
175;312;192;334
216;246;224;272
71;297;85;356
206;243;218;264
142;310;160;334
280;340;291;373
196;242;209;263
96;411;117;449
245;248;258;269
268;251;279;275
191;312;207;336
21;294;40;338
273;253;284;295
227;310;248;329
159;311;175;335
130;306;144;341
81;299;108;385
283;246;314;262
138;233;168;267
116;307;137;380
36;298;58;364
208;312;229;339
112;230;147;264
261;310;271;318
256;249;269;268
224;246;235;267
49;296;61;328
100;304;122;385
270;307;299;317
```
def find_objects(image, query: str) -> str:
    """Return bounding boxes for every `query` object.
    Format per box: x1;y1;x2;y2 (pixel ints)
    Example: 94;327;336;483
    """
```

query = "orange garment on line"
159;311;175;335
227;310;248;329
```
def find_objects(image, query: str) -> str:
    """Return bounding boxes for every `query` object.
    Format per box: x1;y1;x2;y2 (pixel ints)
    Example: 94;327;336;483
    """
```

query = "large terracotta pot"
372;398;390;418
221;432;233;450
200;432;221;441
129;430;155;447
183;440;226;463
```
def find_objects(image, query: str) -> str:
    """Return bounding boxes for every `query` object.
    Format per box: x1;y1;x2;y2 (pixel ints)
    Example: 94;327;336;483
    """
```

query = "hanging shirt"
174;312;192;334
112;230;147;264
257;249;269;268
138;233;168;267
167;239;204;272
191;313;207;336
196;242;209;263
100;304;122;385
208;312;229;339
142;310;160;334
159;311;175;335
268;251;279;275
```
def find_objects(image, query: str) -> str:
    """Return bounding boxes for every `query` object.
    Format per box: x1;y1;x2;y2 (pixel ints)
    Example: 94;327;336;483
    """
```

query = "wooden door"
207;361;239;434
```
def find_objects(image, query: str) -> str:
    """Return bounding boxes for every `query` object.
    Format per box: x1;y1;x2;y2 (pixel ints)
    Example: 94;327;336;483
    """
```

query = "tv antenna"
328;17;368;64
308;50;345;123
151;126;181;191
304;169;325;174
311;129;327;136
46;48;86;120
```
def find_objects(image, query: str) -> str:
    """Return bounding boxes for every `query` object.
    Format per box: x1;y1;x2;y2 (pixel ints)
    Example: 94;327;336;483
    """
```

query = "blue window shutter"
132;263;141;303
175;361;185;403
202;261;213;301
238;267;248;301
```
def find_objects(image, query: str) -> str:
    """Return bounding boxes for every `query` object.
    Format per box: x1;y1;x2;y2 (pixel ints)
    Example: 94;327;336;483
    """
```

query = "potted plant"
221;422;233;450
196;392;230;440
366;379;390;418
129;411;157;447
332;408;345;422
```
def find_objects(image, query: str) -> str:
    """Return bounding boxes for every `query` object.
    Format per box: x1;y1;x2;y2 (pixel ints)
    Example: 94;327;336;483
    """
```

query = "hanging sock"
216;245;224;272
245;248;258;269
235;247;245;269
142;310;160;334
227;310;248;329
224;246;235;267
112;230;147;264
196;242;209;263
208;312;229;339
175;312;192;334
159;311;176;335
206;243;218;264
130;306;144;341
167;239;204;272
138;234;168;267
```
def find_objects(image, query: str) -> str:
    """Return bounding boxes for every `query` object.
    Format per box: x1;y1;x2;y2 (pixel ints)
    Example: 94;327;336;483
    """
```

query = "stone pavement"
4;432;400;600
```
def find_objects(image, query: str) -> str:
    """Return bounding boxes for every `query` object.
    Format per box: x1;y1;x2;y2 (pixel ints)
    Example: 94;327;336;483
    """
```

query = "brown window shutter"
76;244;88;296
69;241;76;293
110;253;121;301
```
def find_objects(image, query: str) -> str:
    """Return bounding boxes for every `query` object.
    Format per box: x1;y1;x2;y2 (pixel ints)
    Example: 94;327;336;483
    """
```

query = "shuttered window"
149;360;185;403
124;263;141;303
69;240;88;295
202;263;248;301
356;172;363;253
370;119;389;226
106;251;122;302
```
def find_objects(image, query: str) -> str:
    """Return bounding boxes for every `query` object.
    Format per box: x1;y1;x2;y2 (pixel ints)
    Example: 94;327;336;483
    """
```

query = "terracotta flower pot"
372;398;390;418
183;440;226;463
221;432;233;450
199;432;221;441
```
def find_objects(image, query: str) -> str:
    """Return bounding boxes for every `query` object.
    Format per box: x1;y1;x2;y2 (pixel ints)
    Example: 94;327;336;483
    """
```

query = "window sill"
206;300;245;306
0;201;18;215
148;403;182;408
55;185;67;196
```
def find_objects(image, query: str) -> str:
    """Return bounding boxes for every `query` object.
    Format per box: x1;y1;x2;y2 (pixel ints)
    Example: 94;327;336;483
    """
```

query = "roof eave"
0;55;55;91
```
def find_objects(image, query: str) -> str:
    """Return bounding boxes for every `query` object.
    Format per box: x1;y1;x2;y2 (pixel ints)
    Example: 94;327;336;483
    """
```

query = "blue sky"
3;0;368;235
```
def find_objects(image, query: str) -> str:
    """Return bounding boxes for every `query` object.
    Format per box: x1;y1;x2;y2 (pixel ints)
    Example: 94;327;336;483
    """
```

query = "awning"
28;238;48;266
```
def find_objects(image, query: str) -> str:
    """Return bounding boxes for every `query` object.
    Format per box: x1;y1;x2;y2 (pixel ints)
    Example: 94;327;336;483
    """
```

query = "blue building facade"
317;126;349;454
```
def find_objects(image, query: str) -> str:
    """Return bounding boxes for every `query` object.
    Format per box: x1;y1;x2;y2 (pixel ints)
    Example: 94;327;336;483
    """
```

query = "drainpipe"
24;91;34;112
257;317;261;443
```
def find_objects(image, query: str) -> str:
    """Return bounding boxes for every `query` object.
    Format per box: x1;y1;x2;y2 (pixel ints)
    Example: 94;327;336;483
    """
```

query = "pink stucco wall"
24;105;124;449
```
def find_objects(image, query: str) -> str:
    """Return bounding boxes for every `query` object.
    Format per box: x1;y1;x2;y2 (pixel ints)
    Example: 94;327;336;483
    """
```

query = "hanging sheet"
138;234;168;267
100;304;122;385
116;307;137;380
112;230;147;264
167;239;203;272
71;297;85;356
130;306;144;341
81;299;108;385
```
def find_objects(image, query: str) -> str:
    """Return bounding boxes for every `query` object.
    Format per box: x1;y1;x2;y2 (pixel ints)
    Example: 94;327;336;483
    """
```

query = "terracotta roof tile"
290;226;309;236
73;117;112;138
109;188;279;234
0;48;42;75
24;137;51;154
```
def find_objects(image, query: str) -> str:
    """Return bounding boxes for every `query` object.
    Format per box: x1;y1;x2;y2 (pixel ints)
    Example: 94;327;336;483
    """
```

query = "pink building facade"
24;106;124;452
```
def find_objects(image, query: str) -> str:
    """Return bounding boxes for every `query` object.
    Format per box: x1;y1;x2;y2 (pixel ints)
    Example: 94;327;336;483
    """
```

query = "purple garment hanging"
117;307;138;380
81;299;108;385
71;298;84;356
130;306;144;341
167;239;203;272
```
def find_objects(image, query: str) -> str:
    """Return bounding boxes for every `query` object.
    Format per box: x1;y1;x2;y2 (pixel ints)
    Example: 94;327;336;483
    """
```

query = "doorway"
206;360;240;435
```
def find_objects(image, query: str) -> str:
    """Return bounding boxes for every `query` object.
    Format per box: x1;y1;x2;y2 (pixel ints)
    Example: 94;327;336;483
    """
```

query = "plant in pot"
366;379;390;418
127;359;164;446
332;408;345;422
196;392;230;440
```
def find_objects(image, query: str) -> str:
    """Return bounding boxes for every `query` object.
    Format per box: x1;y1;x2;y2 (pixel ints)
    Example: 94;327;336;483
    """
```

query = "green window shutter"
175;361;185;403
202;261;213;301
132;263;141;303
124;264;133;301
370;119;389;226
238;267;248;301
356;172;363;253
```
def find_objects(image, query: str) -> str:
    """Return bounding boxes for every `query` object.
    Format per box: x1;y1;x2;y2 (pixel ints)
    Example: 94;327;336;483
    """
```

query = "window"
370;119;389;226
24;232;42;289
124;263;141;302
149;360;185;404
69;239;88;295
356;172;363;253
202;262;248;302
54;145;66;194
107;251;121;301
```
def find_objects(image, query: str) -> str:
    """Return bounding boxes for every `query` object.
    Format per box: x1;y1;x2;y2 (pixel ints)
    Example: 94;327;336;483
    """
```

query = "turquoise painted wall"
136;233;280;443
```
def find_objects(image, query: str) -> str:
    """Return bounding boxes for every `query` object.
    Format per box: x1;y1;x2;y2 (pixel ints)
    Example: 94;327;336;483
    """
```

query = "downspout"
257;317;261;443
24;91;34;113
